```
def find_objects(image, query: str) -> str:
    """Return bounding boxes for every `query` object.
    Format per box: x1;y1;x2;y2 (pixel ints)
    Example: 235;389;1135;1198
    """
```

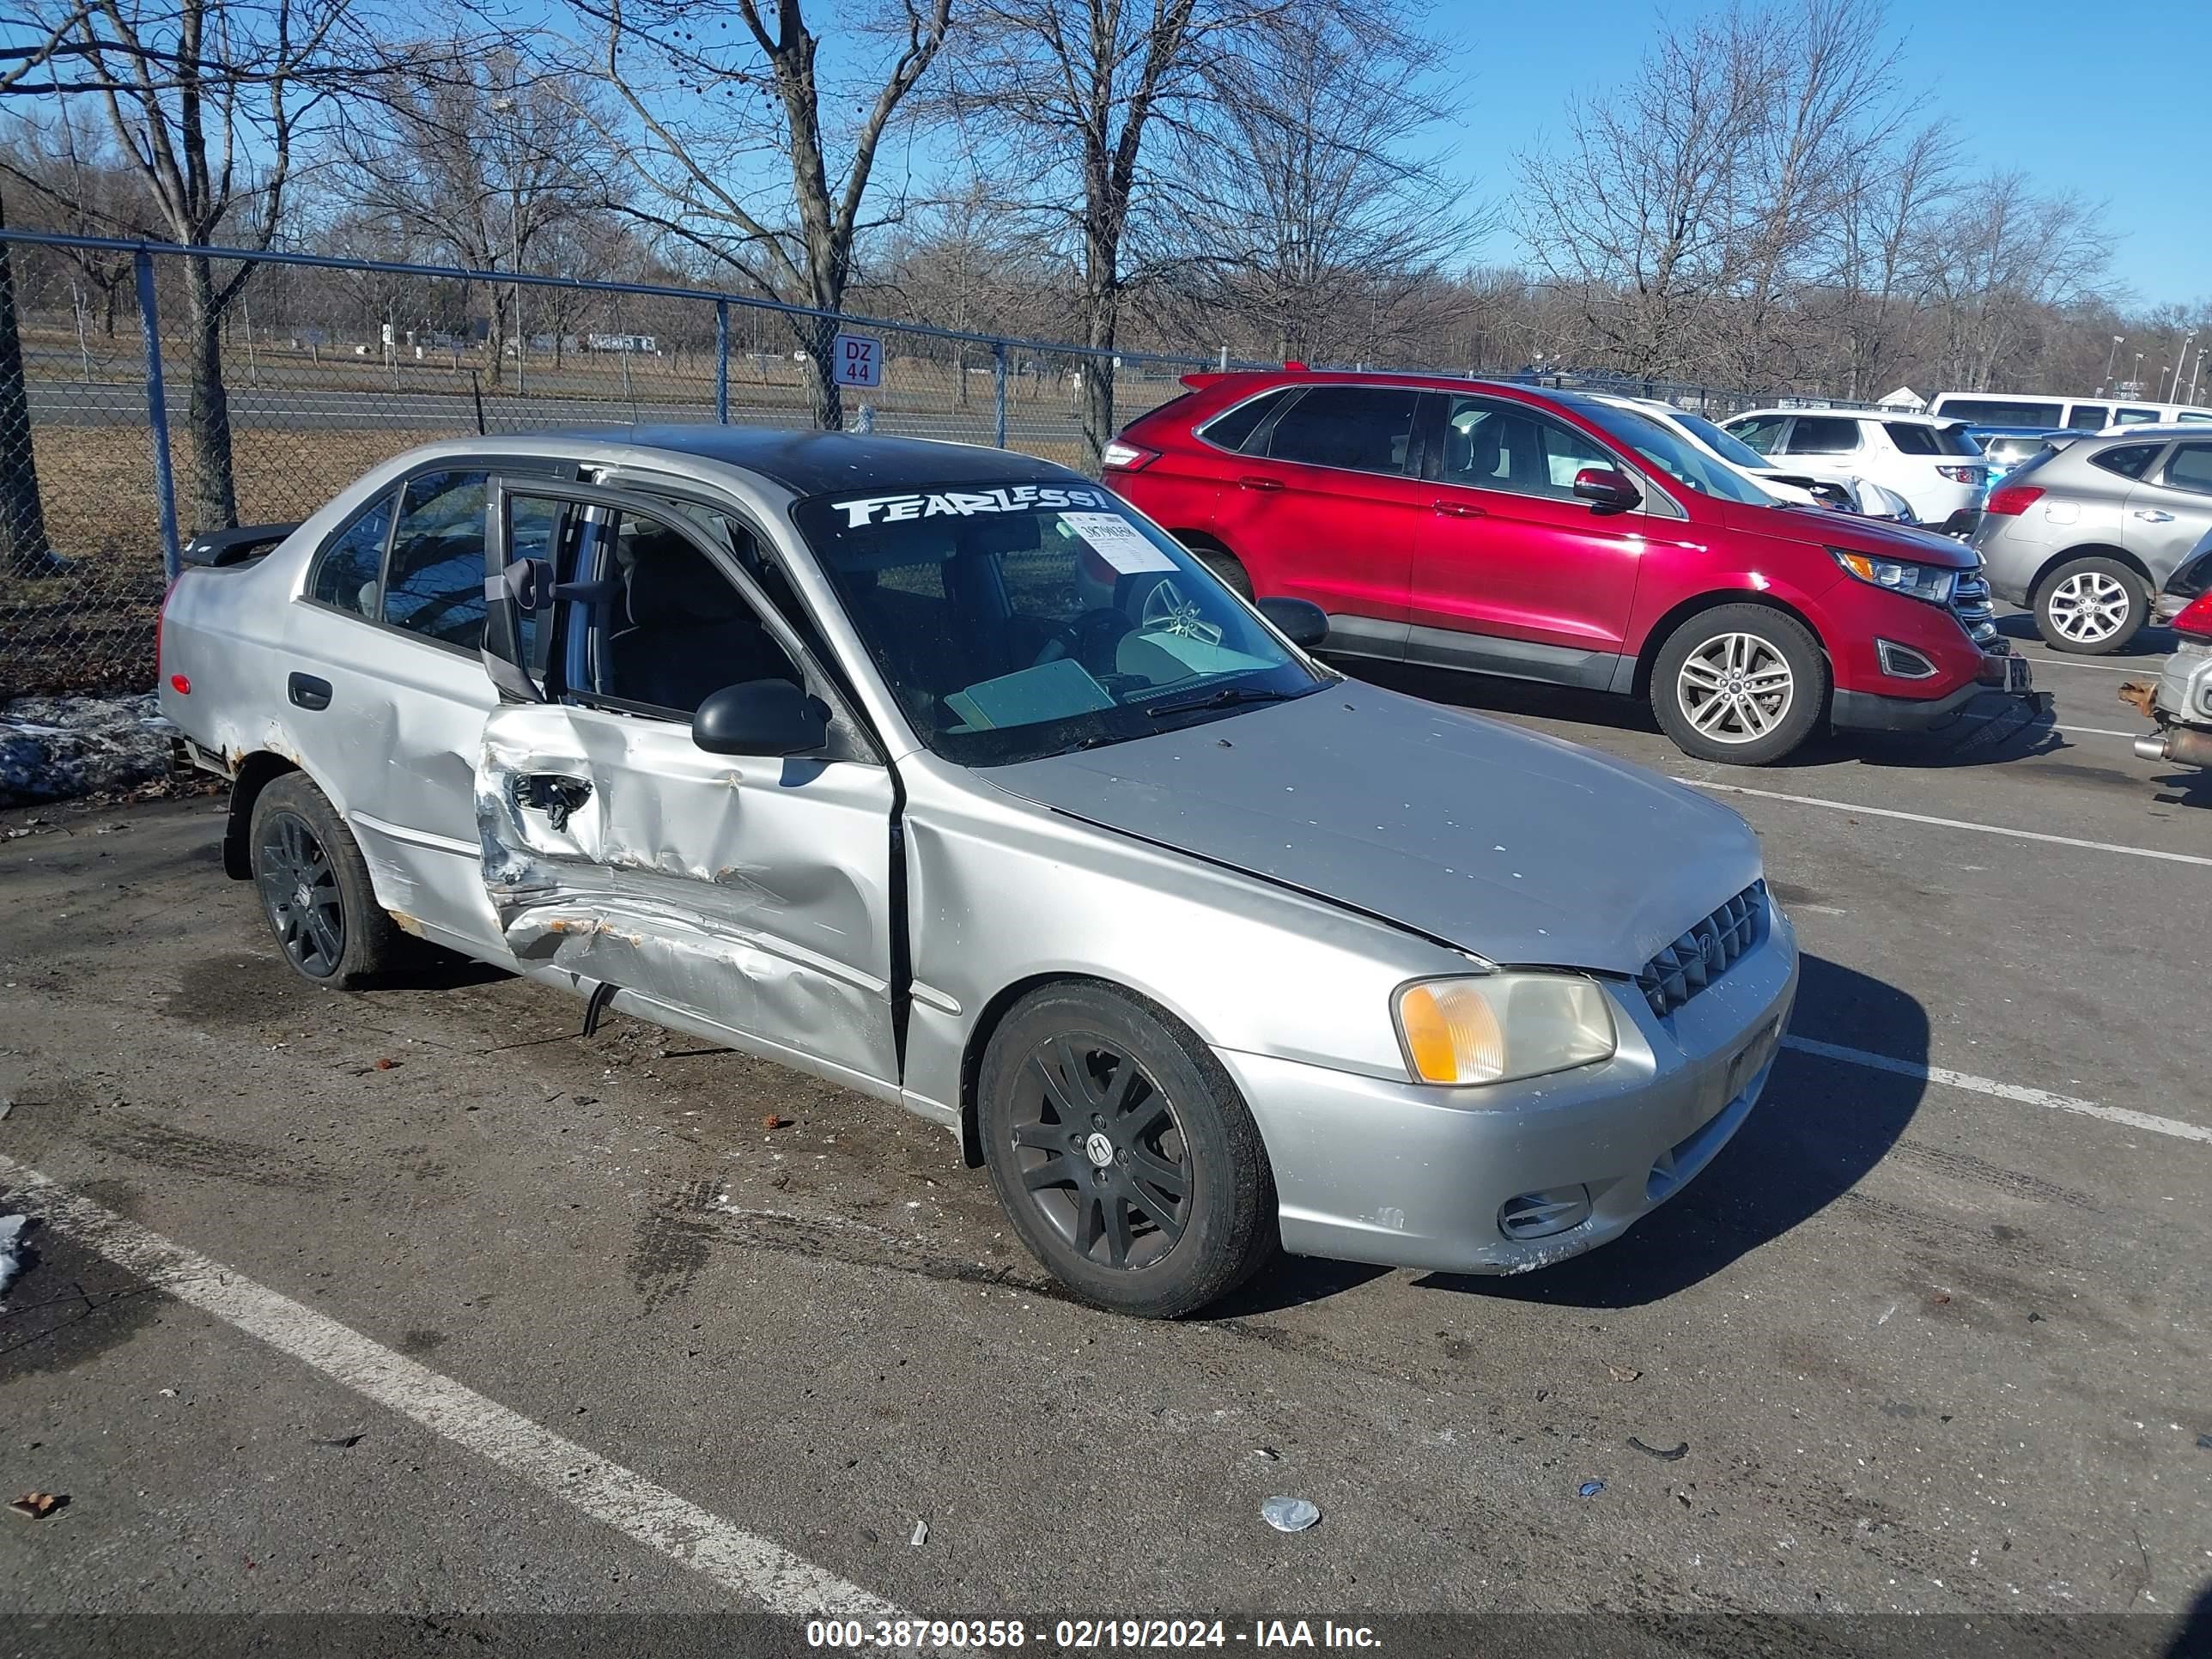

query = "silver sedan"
159;427;1798;1316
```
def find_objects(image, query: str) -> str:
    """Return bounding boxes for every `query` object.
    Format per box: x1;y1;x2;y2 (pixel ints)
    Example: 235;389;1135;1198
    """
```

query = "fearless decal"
833;484;1109;528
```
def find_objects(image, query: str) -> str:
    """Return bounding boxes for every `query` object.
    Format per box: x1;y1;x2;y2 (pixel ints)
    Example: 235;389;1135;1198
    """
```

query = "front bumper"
1215;912;1800;1275
1831;648;2034;731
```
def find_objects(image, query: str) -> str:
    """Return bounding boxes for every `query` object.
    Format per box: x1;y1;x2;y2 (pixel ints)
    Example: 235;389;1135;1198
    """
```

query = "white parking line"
0;1155;914;1624
2012;654;2154;674
1680;779;2212;867
1954;710;2142;740
1782;1036;2212;1145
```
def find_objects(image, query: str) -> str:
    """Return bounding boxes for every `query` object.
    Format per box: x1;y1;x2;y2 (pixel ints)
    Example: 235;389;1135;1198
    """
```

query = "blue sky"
1431;0;2211;308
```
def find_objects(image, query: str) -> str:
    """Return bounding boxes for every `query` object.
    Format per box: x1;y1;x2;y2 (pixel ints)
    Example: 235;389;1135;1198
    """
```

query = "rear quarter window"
1784;416;1861;454
309;492;396;616
1884;422;1941;454
2090;443;2162;481
1198;388;1291;453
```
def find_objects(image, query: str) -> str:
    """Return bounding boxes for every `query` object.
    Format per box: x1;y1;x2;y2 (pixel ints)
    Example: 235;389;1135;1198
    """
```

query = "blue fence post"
714;301;730;423
134;249;181;580
993;341;1008;449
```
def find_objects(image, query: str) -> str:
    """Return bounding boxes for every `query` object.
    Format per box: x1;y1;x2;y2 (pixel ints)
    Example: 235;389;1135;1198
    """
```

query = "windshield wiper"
1145;686;1302;719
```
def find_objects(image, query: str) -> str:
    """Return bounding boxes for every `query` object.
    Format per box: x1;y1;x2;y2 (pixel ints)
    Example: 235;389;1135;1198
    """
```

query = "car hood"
1724;498;1980;565
981;687;1761;976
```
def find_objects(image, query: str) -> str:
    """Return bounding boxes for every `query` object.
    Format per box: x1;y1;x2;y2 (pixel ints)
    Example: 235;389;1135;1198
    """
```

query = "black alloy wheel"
1008;1034;1192;1271
256;808;347;978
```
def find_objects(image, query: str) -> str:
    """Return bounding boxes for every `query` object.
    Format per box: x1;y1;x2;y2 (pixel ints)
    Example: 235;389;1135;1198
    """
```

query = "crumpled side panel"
474;707;896;1085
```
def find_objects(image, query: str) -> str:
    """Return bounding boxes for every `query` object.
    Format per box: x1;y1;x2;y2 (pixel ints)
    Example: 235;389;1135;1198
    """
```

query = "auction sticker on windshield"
1062;512;1177;574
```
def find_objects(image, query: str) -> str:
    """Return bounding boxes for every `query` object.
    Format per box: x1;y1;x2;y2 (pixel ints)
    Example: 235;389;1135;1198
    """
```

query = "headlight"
1393;974;1617;1087
1828;546;1957;605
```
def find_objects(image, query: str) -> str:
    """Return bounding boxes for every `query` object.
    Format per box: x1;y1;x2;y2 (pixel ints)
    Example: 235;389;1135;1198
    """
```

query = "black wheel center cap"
1083;1131;1115;1170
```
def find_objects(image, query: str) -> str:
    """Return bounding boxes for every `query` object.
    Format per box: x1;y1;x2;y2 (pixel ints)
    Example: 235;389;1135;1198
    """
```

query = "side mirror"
1572;467;1642;513
1257;595;1329;648
692;679;830;757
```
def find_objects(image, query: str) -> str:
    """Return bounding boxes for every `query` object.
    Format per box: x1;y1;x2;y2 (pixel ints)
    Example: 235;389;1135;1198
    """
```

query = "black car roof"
590;423;1082;497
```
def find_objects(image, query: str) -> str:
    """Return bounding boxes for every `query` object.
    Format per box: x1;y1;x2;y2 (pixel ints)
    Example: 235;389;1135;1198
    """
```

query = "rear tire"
978;983;1276;1318
2033;556;2145;654
247;773;406;988
1650;604;1829;765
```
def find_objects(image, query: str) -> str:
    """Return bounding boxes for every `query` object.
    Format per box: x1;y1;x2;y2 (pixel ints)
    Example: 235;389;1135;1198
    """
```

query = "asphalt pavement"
1;607;2207;1658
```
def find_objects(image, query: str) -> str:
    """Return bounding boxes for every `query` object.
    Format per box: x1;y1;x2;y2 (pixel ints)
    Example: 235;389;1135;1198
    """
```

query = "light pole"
2169;329;2197;403
2132;351;2144;396
2100;334;2124;397
2191;338;2207;405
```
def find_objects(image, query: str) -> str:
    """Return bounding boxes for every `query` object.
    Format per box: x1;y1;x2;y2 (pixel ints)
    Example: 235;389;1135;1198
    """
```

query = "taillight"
1101;439;1158;471
2173;592;2212;640
155;575;178;690
1936;465;1985;484
1984;485;2045;517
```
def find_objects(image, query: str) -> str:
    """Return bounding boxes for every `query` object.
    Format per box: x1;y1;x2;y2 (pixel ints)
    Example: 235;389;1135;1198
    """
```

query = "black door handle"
288;672;332;710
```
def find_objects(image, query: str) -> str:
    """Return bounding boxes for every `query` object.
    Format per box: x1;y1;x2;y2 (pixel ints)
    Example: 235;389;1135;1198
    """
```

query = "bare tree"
1179;6;1473;366
574;0;951;428
1809;119;1954;400
942;0;1301;469
1514;7;1768;378
19;0;367;531
0;179;52;574
1929;173;2112;392
343;48;603;386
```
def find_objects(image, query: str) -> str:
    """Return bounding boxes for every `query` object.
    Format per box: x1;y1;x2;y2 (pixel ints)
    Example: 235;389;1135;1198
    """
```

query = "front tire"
978;983;1276;1318
247;773;406;988
2034;556;2145;654
1181;542;1253;600
1650;604;1829;765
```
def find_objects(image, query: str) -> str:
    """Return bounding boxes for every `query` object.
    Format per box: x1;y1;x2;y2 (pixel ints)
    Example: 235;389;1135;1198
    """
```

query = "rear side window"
2115;408;2159;424
1885;422;1940;454
1263;386;1421;476
2066;404;2109;429
2091;443;2161;480
1940;397;2062;426
1728;415;1788;455
310;491;395;616
384;471;492;647
1199;388;1291;453
1785;416;1861;454
2161;442;2212;495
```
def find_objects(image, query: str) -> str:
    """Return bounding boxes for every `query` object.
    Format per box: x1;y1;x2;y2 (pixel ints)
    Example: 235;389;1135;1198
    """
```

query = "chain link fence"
0;232;1827;698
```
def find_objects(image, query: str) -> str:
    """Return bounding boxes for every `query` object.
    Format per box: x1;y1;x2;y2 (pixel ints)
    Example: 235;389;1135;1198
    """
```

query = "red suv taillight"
1984;484;2044;516
2173;592;2212;640
1101;439;1158;471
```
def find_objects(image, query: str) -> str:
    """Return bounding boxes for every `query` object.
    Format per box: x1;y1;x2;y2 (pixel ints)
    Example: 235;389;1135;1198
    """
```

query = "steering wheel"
1035;607;1136;673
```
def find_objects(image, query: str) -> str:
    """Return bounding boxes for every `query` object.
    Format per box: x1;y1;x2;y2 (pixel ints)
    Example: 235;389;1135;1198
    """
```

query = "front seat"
605;532;791;714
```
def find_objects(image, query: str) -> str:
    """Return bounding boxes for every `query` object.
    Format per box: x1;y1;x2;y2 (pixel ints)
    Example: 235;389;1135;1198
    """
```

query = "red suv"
1106;371;2033;763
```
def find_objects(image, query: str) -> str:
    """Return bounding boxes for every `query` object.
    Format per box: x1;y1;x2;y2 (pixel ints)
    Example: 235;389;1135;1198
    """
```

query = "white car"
1723;408;1990;527
1584;395;1829;507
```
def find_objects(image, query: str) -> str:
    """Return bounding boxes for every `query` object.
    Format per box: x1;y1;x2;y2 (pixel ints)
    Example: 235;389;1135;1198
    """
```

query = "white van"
1928;392;2212;431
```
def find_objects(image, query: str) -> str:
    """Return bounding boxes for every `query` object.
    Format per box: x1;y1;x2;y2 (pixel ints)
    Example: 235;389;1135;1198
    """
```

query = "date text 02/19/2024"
805;1619;1382;1650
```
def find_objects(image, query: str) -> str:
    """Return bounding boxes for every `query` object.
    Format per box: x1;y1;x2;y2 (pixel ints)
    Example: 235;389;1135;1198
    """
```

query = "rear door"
1205;383;1427;655
1407;392;1649;684
475;478;901;1095
2124;439;2212;583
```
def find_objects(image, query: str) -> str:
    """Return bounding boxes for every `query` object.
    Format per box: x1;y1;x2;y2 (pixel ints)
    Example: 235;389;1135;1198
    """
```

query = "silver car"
158;428;1798;1317
1974;425;2212;653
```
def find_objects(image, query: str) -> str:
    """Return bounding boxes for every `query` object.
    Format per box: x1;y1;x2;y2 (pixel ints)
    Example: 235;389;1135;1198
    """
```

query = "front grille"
1637;881;1766;1019
1951;569;1998;646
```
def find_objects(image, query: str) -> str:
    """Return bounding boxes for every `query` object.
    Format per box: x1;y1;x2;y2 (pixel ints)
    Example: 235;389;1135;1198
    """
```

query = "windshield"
793;481;1328;764
1575;404;1773;506
1670;410;1774;472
